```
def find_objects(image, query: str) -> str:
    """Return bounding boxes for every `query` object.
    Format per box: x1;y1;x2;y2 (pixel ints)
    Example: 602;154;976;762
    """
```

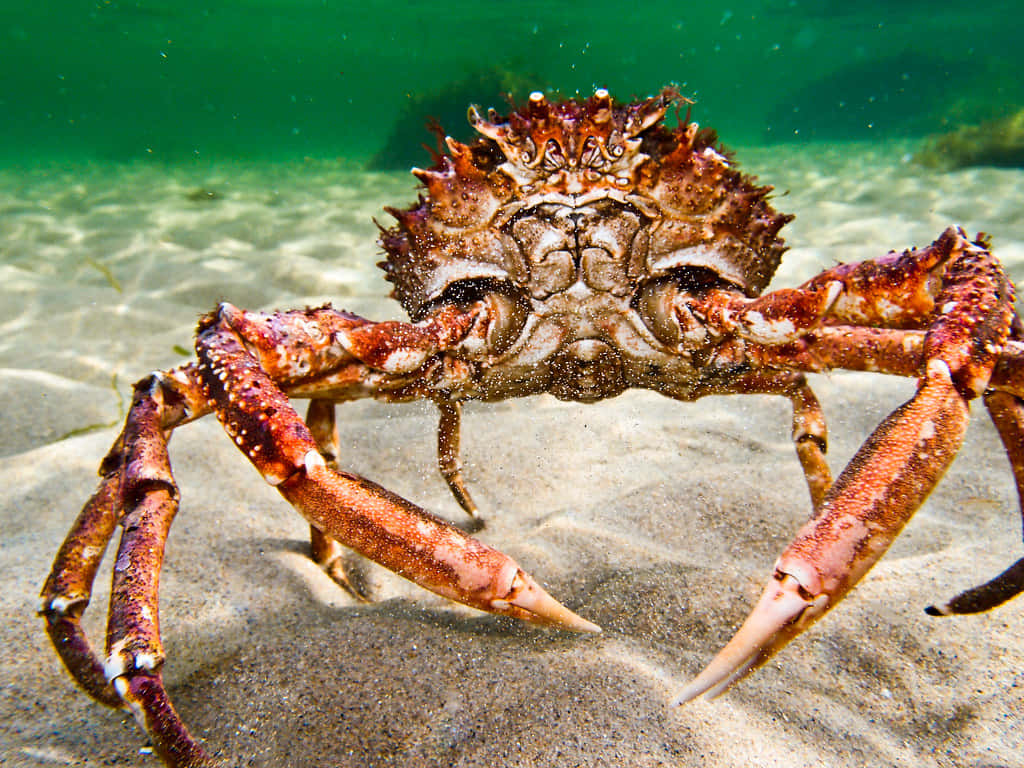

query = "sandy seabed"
2;143;1023;767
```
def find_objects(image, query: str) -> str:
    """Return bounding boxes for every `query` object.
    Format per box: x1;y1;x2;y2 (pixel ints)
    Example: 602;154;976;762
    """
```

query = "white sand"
3;144;1023;767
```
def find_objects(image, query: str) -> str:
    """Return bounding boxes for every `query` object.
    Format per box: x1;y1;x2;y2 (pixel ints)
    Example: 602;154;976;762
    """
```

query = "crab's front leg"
196;302;597;631
678;229;1016;701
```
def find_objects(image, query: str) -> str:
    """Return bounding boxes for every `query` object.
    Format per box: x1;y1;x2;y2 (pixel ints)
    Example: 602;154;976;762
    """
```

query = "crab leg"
746;325;925;379
105;439;204;765
924;389;1024;615
677;361;969;702
43;301;597;768
436;399;483;525
927;557;1024;615
712;371;832;510
101;373;214;766
304;398;374;600
39;439;125;707
990;339;1024;397
677;229;1015;703
749;345;1024;616
196;303;597;631
42;366;214;766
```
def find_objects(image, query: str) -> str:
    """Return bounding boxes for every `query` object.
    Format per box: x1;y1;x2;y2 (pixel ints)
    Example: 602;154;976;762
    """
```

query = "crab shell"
378;87;792;325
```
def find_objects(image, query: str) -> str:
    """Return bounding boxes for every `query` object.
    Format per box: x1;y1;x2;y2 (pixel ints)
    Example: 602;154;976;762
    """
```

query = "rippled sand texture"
3;145;1023;767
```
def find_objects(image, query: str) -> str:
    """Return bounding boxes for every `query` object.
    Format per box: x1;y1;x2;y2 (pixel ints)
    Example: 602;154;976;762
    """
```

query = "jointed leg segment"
195;305;594;629
678;228;1021;702
40;442;124;708
41;303;595;767
924;390;1024;615
436;399;482;526
304;398;370;599
41;367;213;766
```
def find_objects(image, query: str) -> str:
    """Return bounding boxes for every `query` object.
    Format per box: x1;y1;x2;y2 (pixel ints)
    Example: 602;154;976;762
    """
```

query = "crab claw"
672;569;828;704
278;455;601;636
676;359;972;705
491;568;602;634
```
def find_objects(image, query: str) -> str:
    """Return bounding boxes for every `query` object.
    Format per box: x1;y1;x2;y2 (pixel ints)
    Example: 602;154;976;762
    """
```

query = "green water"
3;0;1021;166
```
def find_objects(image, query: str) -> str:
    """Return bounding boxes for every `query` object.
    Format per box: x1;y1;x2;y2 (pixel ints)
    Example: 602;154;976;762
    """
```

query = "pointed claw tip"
496;572;601;634
525;594;602;634
670;686;701;708
673;653;761;708
670;572;820;709
670;662;738;708
577;617;603;634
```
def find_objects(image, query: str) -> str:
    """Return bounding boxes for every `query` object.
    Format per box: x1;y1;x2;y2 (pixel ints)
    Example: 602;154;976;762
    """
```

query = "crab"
41;86;1024;767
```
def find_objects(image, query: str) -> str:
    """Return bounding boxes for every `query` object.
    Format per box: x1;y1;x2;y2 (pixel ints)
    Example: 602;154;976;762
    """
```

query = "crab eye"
518;137;537;164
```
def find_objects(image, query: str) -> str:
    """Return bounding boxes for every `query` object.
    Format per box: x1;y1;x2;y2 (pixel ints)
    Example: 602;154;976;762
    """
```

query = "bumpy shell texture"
379;86;792;320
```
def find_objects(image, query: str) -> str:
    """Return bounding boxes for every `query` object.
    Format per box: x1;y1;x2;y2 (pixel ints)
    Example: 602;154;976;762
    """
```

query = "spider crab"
42;86;1024;766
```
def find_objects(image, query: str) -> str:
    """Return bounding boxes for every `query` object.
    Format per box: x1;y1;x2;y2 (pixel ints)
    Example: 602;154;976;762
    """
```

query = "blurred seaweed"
916;109;1024;169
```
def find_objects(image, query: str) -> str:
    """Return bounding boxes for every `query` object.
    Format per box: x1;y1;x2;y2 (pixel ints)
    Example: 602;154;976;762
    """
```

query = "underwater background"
3;0;1023;165
4;2;1024;767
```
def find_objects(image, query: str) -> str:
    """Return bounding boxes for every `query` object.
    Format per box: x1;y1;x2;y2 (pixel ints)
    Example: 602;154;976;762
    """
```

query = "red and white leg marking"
40;446;124;707
41;301;596;768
